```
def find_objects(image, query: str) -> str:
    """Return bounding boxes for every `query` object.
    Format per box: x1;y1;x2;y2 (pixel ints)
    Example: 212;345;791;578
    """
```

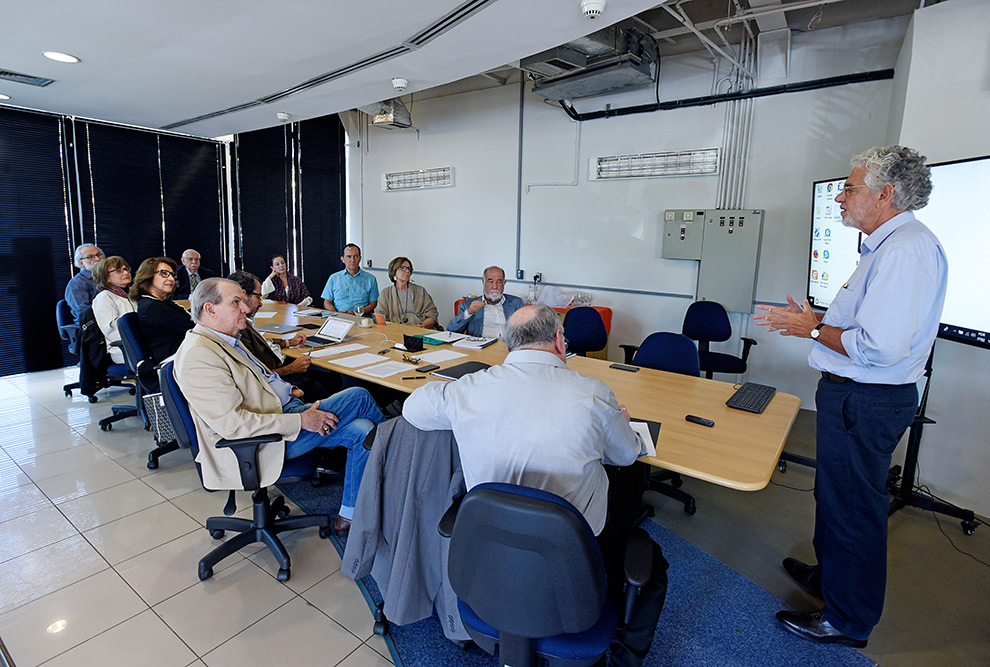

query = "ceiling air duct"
359;98;413;130
520;26;659;102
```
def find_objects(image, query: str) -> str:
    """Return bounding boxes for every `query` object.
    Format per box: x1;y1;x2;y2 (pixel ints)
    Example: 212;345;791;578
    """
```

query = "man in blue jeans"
175;278;384;534
755;146;947;647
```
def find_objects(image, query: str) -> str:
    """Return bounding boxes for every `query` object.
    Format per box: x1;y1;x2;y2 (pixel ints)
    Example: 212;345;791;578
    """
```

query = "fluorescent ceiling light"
0;94;10;100
43;51;80;63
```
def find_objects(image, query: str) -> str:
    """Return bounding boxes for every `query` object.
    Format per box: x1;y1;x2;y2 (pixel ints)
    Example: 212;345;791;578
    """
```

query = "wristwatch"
810;323;825;340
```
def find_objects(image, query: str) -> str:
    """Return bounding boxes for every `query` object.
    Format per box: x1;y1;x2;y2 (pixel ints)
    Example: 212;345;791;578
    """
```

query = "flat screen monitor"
807;154;990;350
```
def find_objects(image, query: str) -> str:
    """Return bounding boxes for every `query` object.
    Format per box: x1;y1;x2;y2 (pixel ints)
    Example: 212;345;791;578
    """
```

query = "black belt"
821;371;851;383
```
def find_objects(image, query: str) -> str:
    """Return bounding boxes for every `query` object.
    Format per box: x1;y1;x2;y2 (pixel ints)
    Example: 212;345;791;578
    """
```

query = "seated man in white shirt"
404;304;668;667
446;265;524;338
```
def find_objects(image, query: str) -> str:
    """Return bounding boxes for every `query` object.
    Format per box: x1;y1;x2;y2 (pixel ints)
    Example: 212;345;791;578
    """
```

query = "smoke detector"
580;0;605;20
276;112;291;123
392;77;408;92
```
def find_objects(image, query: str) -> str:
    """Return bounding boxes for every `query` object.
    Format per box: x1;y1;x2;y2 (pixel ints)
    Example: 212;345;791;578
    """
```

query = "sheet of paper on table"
254;311;277;319
309;343;369;358
424;331;468;343
357;361;417;379
332;352;388;368
417;349;468;364
630;422;657;457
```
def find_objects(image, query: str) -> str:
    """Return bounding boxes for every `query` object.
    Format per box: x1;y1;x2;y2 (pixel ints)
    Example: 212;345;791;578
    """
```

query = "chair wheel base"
199;565;213;581
277;568;290;582
373;620;389;636
100;422;112;431
129;387;136;395
210;529;225;540
684;502;697;515
319;525;332;539
146;457;158;470
88;395;99;404
64;389;72;397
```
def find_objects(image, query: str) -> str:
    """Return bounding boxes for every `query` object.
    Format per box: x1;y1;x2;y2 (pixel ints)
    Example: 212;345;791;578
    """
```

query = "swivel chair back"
682;300;756;379
113;312;180;468
159;362;330;582
562;307;608;356
445;483;647;667
56;300;86;401
620;332;699;515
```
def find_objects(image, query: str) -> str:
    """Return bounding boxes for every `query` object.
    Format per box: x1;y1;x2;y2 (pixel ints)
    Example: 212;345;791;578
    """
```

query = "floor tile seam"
39;466;141;505
0;489;55;527
335;643;367;666
0;528;89;568
21;444;125;483
364;637;396;664
81;521;203;569
30;587;152;667
197;594;302;661
57;490;171;534
298;580;373;645
0;556;113;618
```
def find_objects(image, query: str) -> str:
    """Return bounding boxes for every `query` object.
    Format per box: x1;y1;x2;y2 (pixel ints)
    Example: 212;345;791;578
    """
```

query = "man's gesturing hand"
300;400;339;435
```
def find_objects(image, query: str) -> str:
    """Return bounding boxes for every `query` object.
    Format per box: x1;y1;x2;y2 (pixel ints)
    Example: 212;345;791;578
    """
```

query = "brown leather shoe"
333;515;351;536
776;610;868;648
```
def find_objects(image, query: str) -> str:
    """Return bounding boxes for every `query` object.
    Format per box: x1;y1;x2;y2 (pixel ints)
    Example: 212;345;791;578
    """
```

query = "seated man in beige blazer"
174;277;384;533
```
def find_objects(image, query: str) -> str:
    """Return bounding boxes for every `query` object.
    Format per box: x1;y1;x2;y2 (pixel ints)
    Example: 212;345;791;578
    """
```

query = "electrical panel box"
697;209;764;313
661;209;705;260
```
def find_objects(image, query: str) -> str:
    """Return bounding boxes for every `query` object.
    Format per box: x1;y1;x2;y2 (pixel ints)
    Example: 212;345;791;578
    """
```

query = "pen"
401;376;427;380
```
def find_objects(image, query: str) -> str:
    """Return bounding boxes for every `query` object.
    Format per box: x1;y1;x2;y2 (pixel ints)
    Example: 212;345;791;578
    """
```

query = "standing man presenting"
65;244;105;320
755;146;947;647
322;243;379;315
446;265;524;338
173;249;216;299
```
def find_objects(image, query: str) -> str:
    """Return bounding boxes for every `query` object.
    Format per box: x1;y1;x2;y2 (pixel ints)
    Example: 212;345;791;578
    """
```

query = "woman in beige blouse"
375;256;439;329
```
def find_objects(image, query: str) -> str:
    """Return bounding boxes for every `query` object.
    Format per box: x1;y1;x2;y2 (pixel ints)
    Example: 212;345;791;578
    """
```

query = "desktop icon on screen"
812;270;818;280
813;250;819;259
814;227;820;237
823;250;830;259
824;228;831;237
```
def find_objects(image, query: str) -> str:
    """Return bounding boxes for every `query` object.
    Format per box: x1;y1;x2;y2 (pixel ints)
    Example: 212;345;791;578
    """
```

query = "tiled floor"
0;368;392;667
3;367;988;667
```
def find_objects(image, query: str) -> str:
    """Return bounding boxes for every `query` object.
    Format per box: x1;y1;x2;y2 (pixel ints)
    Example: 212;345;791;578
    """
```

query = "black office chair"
563;307;608;357
56;300;90;401
158;361;331;582
619;332;699;515
110;312;181;469
440;483;651;667
681;300;756;379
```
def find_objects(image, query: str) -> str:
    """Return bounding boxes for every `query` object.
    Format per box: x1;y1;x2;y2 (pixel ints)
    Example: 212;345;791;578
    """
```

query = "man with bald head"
404;304;668;666
173;248;216;299
446;265;524;338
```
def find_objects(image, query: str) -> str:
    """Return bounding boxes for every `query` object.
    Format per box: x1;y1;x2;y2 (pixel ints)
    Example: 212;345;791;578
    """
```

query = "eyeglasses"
249;292;262;298
81;251;104;261
397;266;412;273
841;183;871;193
155;269;176;279
108;266;130;274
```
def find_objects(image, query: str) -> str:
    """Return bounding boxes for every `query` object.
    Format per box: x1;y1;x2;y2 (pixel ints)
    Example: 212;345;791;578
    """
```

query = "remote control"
685;415;715;427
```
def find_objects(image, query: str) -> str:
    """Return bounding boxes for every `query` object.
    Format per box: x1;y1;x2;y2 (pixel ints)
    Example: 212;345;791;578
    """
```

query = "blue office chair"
158;361;331;582
56;300;89;401
440;483;651;667
110;312;181;469
682;300;756;379
563;307;608;357
619;332;699;515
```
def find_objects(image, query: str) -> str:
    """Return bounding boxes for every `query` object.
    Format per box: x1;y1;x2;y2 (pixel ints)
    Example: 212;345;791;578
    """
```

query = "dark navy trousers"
813;375;917;640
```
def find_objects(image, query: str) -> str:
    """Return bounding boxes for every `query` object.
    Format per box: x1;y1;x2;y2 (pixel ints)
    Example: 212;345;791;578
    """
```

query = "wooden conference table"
262;303;801;492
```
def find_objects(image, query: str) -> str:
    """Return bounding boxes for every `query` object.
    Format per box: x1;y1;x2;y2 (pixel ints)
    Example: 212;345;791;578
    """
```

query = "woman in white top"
91;256;136;364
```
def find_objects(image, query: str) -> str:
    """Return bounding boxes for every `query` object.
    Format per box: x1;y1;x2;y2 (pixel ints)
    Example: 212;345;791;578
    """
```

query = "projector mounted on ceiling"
520;26;659;102
359;98;413;130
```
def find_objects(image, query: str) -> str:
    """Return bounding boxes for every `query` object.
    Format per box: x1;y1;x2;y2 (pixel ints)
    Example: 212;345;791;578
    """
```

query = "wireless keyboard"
725;382;777;414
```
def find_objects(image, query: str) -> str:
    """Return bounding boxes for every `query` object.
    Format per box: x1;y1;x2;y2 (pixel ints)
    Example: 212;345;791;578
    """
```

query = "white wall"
885;0;990;517
348;13;989;516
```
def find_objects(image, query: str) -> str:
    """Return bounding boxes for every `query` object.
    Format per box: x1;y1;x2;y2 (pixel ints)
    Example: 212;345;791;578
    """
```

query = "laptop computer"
302;316;355;347
255;322;302;334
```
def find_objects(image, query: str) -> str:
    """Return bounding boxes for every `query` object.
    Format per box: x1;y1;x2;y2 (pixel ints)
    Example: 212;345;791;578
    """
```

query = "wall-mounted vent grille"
382;167;452;191
590;148;719;180
0;69;54;87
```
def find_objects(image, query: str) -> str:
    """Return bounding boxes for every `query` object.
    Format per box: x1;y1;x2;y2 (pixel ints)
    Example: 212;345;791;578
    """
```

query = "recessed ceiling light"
0;93;10;101
43;51;80;64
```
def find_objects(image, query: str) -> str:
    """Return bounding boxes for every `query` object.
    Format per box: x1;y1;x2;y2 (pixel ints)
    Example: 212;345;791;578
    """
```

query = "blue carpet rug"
278;478;876;667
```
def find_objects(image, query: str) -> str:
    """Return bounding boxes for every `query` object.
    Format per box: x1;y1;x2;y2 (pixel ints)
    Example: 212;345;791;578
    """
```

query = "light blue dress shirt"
808;211;947;385
320;269;379;312
214;330;295;406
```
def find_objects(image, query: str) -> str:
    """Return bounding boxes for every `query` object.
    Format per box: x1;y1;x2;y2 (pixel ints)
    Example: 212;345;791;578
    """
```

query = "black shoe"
775;610;867;648
782;557;822;597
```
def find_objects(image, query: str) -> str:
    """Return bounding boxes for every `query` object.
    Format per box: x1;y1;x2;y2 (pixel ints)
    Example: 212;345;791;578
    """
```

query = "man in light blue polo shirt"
322;243;379;315
755;146;947;648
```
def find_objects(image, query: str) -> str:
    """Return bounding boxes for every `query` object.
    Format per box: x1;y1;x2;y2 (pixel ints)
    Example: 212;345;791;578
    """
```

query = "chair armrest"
618;344;640;365
739;337;758;362
216;433;282;490
437;494;465;538
621;527;653;626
